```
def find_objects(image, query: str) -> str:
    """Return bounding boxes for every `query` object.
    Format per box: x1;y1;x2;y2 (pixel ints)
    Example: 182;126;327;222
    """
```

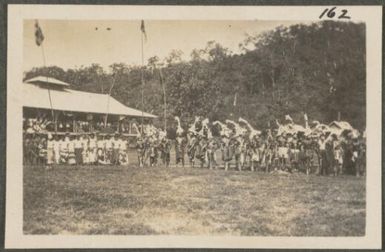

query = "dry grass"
23;164;365;236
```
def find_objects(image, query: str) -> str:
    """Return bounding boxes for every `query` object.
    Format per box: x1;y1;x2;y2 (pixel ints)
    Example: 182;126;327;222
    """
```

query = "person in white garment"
97;134;106;165
105;135;113;164
82;135;89;164
52;134;61;165
59;134;69;164
88;133;97;165
119;136;129;165
46;133;54;169
67;135;76;165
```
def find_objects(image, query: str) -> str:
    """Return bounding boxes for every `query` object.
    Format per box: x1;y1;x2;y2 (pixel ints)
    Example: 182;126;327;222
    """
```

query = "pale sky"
24;20;304;72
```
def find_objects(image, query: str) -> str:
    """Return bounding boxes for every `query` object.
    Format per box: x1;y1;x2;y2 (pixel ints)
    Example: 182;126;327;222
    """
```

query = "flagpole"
39;31;56;133
140;22;145;135
159;68;167;131
233;92;237;119
104;75;115;127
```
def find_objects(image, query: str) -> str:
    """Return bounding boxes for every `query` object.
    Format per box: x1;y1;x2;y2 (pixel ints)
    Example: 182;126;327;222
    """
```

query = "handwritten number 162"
319;7;351;19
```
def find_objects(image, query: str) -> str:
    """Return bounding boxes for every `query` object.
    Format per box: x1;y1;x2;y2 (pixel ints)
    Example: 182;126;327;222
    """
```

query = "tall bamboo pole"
140;25;145;135
40;40;56;133
159;68;167;131
104;75;115;127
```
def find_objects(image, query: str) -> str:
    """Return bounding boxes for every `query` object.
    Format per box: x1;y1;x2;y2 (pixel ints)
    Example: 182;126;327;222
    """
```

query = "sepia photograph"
5;4;382;249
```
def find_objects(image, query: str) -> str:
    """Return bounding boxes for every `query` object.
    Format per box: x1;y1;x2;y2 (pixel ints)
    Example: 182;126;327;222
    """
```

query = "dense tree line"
24;21;366;130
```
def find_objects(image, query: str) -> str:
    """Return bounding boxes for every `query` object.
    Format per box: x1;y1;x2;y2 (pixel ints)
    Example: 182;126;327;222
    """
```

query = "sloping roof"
329;121;353;130
22;81;157;118
25;76;70;87
328;121;360;138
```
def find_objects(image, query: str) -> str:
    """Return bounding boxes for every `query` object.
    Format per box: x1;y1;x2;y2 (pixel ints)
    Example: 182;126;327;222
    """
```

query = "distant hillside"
25;20;366;130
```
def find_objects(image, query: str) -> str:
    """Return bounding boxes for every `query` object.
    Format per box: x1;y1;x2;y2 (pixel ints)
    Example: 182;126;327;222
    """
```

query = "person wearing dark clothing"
187;134;198;168
342;140;354;175
352;138;365;177
175;134;186;167
318;135;328;176
160;138;171;167
136;137;145;167
356;141;366;177
148;140;158;167
196;137;207;168
74;135;83;165
221;136;233;171
325;140;335;175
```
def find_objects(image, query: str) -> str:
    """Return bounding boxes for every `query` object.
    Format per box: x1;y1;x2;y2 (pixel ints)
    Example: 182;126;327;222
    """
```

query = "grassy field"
24;164;366;236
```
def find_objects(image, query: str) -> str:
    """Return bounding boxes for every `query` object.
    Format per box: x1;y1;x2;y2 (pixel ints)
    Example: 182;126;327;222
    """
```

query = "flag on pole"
34;20;44;46
140;20;147;42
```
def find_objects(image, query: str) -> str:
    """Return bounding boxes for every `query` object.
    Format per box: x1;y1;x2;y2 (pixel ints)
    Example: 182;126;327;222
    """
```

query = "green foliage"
24;21;366;130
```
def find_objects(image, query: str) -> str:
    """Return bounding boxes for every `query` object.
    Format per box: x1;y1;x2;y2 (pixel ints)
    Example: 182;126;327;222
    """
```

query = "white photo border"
6;4;382;249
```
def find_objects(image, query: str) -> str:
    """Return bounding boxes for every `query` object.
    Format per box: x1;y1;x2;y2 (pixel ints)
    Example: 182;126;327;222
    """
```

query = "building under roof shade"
22;76;157;118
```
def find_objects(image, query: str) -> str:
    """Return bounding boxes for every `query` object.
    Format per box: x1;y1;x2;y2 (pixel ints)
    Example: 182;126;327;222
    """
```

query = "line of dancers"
23;115;366;176
134;116;366;176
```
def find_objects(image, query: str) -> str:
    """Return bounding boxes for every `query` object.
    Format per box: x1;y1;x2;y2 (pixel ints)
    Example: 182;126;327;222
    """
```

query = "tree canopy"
24;21;366;130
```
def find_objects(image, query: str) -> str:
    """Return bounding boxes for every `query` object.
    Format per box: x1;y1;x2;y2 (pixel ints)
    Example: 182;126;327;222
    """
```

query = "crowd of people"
168;116;365;176
23;133;131;166
23;115;366;177
23;116;123;134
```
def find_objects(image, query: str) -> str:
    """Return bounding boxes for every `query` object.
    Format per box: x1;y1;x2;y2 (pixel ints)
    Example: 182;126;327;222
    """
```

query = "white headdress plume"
188;116;200;134
238;117;261;139
198;118;209;137
174;116;184;135
225;119;247;137
132;123;141;138
144;124;158;137
158;129;167;140
285;114;294;123
213;120;231;137
200;118;212;138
